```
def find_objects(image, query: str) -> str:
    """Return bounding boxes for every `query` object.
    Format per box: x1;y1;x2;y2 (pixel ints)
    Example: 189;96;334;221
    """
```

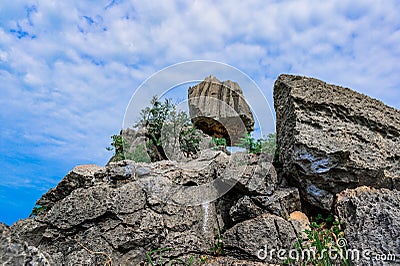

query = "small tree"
134;96;201;161
260;133;276;155
128;144;152;163
212;137;227;148
134;96;175;161
106;134;128;161
238;133;276;155
238;133;260;153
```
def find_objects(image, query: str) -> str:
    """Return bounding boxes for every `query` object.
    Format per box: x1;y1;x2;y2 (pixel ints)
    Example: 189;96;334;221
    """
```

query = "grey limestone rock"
3;146;302;265
36;164;104;208
274;74;400;210
229;195;264;223
223;152;279;196
251;187;301;218
0;222;52;265
336;186;400;265
229;187;301;223
223;213;306;264
188;75;255;145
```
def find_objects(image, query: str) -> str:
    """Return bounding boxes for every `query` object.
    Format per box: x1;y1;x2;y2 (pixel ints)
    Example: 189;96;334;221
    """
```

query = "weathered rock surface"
7;73;399;265
188;75;255;145
336;186;400;265
32;156;224;264
37;164;104;208
228;187;301;223
223;213;307;264
251;187;301;218
205;257;275;265
274;74;400;210
2;149;301;265
222;152;279;195
0;222;52;265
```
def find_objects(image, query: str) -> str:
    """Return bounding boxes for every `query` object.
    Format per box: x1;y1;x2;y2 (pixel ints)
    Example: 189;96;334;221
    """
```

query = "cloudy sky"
0;0;399;225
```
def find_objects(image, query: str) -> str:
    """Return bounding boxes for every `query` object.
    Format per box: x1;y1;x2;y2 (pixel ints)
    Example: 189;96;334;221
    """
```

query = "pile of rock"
1;151;306;265
274;74;400;265
1;74;399;265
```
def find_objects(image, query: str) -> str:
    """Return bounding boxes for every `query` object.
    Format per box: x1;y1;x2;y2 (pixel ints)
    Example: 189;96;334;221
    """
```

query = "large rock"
2;148;301;265
36;164;104;208
0;222;52;265
188;75;255;145
274;74;400;210
221;152;279;196
228;187;301;223
223;213;307;264
24;158;223;264
336;186;400;265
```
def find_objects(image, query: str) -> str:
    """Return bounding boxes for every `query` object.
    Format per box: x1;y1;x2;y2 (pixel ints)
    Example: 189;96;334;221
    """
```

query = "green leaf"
29;204;47;218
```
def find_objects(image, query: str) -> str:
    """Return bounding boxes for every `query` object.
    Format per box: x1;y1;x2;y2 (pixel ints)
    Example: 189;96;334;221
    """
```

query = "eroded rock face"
336;186;400;265
205;257;275;265
0;222;52;265
188;75;255;145
227;187;301;223
37;164;104;208
274;74;400;210
223;213;307;264
28;155;224;264
2;149;301;265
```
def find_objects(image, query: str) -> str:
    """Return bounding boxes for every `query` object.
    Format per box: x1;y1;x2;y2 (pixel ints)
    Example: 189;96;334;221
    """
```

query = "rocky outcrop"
36;164;104;208
336;186;400;265
0;222;52;265
223;213;306;264
5;73;399;265
274;74;400;210
188;75;255;145
2;149;302;265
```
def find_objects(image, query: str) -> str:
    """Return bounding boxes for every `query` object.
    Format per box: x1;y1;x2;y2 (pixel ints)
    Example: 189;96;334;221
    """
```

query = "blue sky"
0;0;399;225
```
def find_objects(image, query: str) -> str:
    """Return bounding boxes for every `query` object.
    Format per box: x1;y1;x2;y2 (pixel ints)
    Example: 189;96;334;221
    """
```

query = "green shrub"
29;204;47;218
289;214;350;266
134;96;201;161
260;133;276;155
238;133;261;153
160;109;201;159
238;133;276;155
134;96;174;161
212;137;227;148
179;124;201;158
108;96;202;162
107;135;152;163
106;134;127;161
127;143;151;163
